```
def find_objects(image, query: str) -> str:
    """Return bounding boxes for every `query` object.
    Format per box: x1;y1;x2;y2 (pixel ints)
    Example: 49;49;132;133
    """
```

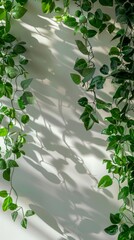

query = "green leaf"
100;64;109;75
11;211;18;222
63;16;78;28
4;82;13;98
0;80;5;98
98;175;113;188
0;190;8;198
2;196;12;211
21;115;30;124
104;225;118;235
5;66;18;79
82;68;95;83
7;160;19;168
96;98;111;111
0;114;5;124
2;34;16;43
90;75;105;89
99;0;113;6
21;218;27;229
0;9;6;20
0;159;7;170
25;210;35;217
110;108;120;119
15;0;28;5
70;73;81;85
78;97;88;107
12;6;27;19
88;13;102;28
13;44;26;54
9;203;18;210
84;117;94;130
110;213;122;224
74;58;87;71
0;128;8;137
19;55;28;65
21;91;34;105
108;24;115;33
90;112;99;123
21;78;33;90
75;40;88;55
42;0;55;13
86;29;97;38
3;168;10;181
109;47;120;56
118;186;129;200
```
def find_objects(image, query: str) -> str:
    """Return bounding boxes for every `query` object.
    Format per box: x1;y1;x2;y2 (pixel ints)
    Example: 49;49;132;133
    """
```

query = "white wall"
0;1;120;240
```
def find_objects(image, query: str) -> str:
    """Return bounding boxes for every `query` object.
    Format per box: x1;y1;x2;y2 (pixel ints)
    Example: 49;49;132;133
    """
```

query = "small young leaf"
21;115;30;124
0;190;8;198
21;78;33;90
70;73;81;85
11;211;18;222
25;210;35;217
98;175;113;188
21;218;27;229
100;64;109;75
108;24;115;33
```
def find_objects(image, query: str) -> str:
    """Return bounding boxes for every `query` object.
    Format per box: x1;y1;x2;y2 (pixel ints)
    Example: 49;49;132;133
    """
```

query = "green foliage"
0;0;34;228
52;0;134;239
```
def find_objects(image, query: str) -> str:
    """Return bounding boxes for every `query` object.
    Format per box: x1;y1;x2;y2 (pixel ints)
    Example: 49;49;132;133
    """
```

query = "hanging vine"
0;0;34;228
41;0;134;239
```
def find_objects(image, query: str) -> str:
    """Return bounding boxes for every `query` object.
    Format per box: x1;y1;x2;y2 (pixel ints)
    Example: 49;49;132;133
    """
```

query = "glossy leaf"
2;196;12;211
104;225;118;235
12;6;27;19
110;213;122;224
21;115;30;124
98;175;113;188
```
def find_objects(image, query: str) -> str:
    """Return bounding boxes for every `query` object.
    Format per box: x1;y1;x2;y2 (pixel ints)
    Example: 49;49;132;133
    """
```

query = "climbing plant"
41;0;134;239
0;0;134;238
0;0;34;228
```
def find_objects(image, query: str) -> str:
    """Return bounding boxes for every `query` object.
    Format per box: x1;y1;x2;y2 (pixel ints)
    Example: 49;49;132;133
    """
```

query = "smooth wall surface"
0;1;120;240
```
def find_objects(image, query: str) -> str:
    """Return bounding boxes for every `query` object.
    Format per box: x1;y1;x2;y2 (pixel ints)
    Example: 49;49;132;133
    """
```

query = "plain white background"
0;1;120;239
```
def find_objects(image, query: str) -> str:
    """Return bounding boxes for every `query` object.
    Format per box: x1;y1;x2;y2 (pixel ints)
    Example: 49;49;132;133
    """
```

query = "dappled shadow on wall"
7;1;119;240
